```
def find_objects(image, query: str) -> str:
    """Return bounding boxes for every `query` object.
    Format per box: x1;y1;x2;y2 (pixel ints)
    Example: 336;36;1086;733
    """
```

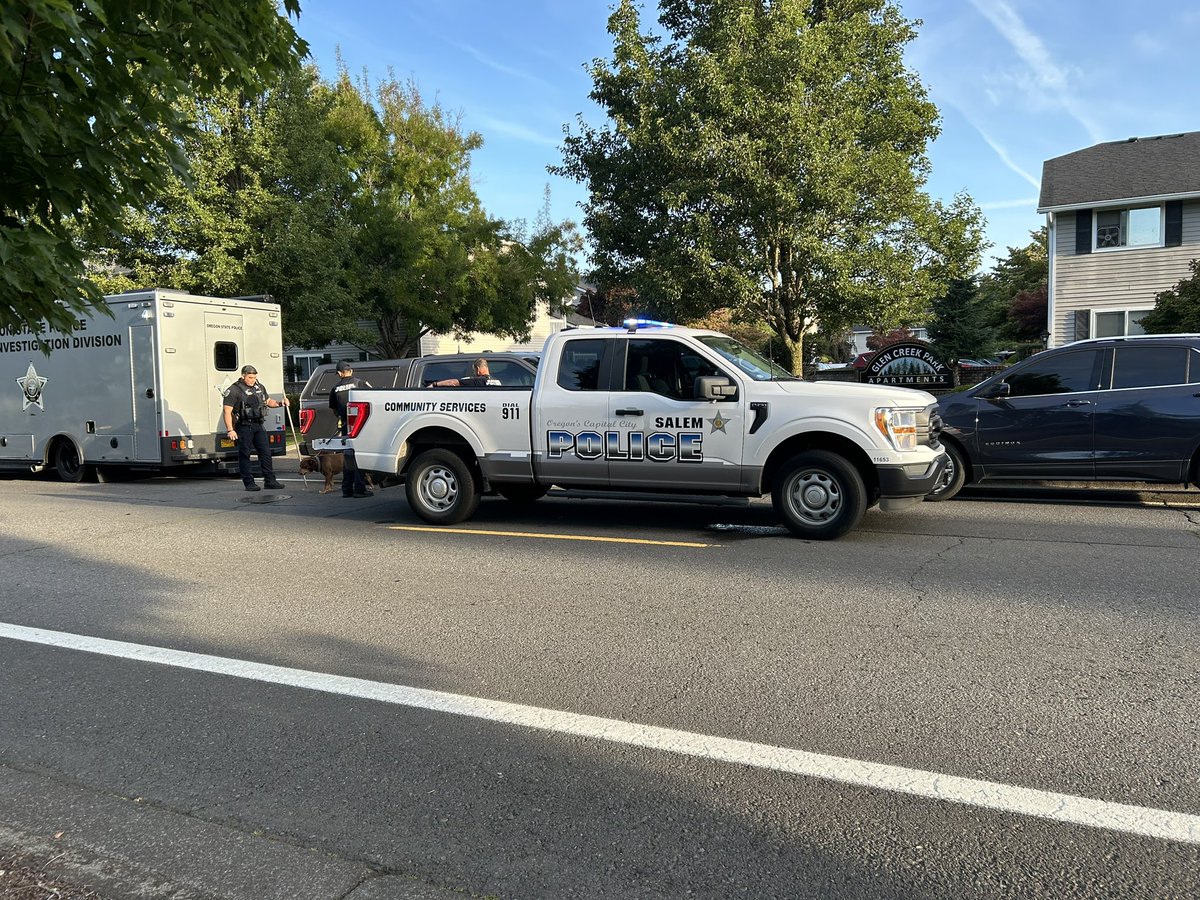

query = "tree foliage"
1007;285;1048;340
866;326;916;351
926;277;996;361
1140;259;1200;333
82;65;583;357
978;226;1048;341
1;0;306;337
556;0;985;372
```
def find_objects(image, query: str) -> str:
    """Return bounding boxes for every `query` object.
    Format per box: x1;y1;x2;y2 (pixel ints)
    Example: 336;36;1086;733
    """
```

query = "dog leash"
284;402;309;490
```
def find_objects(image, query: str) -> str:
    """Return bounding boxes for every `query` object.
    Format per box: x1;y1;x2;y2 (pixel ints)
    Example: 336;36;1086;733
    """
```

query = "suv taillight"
346;401;370;438
298;408;314;434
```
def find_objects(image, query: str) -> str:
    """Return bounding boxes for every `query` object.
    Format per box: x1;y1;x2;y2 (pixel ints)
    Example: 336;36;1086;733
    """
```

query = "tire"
496;484;549;505
771;450;867;540
925;442;966;502
405;449;481;525
53;441;88;483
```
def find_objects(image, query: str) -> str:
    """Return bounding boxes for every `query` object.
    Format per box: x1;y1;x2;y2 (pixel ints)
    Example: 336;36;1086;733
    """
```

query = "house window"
1094;206;1161;250
1093;309;1151;338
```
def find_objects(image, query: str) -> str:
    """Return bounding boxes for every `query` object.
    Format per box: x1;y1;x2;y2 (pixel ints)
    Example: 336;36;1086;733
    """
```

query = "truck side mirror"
697;375;737;401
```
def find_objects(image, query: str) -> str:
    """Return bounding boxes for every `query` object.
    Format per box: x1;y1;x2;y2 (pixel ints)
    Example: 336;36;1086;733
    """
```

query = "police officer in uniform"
222;364;288;491
433;358;501;387
329;360;373;498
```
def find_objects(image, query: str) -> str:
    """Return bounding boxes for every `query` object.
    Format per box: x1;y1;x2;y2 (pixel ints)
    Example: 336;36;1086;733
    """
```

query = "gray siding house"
1038;131;1200;347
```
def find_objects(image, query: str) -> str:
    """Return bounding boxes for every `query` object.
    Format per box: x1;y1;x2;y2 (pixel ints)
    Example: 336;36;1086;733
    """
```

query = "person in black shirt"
329;360;373;498
434;358;501;387
222;365;288;491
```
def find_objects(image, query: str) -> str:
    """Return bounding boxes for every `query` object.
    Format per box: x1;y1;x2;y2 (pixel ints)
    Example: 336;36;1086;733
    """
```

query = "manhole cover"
239;493;291;504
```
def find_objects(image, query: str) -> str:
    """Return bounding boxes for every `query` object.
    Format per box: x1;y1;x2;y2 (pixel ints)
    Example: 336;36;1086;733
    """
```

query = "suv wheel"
925;443;966;502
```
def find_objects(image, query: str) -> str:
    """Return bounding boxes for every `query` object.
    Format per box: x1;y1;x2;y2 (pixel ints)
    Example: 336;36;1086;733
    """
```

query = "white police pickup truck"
319;322;946;540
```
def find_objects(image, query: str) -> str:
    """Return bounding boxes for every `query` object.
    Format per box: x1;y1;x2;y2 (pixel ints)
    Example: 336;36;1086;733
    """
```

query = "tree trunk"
779;331;804;376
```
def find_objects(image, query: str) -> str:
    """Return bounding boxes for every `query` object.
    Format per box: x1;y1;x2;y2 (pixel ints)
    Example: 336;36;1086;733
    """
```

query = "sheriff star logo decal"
16;362;48;410
708;412;730;434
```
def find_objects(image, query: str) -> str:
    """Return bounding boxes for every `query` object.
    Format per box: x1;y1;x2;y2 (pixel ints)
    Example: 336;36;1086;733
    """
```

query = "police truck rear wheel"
53;441;87;483
405;449;480;525
772;450;866;540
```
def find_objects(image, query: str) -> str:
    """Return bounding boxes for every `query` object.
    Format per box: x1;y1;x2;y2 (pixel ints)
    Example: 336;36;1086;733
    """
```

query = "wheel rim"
416;464;459;512
785;468;842;524
932;453;957;495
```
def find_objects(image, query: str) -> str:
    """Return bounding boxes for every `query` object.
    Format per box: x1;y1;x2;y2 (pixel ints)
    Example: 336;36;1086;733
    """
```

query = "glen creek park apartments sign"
861;342;954;390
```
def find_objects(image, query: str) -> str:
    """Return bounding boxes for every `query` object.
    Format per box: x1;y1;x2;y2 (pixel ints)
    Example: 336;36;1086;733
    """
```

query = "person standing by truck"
329;360;373;498
433;358;501;387
222;365;287;492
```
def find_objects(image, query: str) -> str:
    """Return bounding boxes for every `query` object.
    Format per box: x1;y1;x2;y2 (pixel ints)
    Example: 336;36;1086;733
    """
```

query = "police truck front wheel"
405;449;481;525
772;450;867;540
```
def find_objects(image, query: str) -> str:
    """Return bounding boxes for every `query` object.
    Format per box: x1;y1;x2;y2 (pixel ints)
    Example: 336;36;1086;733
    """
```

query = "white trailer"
0;288;286;481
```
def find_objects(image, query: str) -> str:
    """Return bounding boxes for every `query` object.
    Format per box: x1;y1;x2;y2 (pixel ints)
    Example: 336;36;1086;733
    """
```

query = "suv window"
1005;350;1102;397
1112;346;1188;389
557;339;605;391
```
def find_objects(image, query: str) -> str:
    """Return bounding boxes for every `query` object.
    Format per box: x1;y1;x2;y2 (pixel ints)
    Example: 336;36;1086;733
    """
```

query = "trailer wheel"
405;449;481;525
52;440;88;483
496;484;549;505
771;450;866;540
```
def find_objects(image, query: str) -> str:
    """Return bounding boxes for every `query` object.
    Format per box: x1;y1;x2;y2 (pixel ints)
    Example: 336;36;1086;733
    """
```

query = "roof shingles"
1038;131;1200;211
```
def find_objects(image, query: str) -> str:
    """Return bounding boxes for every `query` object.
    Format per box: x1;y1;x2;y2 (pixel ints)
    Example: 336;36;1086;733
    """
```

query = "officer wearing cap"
329;360;372;498
222;364;288;491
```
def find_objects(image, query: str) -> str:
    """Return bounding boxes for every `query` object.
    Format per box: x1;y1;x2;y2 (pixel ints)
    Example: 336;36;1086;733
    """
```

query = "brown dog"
299;452;373;494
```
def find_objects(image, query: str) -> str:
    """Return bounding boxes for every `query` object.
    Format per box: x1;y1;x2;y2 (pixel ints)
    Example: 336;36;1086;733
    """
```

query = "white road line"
2;621;1197;845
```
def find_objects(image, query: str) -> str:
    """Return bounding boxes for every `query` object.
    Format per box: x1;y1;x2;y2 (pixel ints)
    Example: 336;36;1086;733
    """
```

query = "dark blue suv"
927;334;1200;500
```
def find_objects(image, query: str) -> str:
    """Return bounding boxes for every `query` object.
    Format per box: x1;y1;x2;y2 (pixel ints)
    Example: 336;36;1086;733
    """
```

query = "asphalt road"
1;460;1197;899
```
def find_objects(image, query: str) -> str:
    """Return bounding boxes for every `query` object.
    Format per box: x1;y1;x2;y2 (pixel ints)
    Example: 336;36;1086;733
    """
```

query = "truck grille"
917;404;942;447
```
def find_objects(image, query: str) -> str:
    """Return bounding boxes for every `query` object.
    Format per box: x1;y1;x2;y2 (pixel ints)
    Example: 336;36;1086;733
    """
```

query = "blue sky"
295;1;1198;269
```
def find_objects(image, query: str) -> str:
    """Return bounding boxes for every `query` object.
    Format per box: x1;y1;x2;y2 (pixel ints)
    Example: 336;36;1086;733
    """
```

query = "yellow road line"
387;525;713;548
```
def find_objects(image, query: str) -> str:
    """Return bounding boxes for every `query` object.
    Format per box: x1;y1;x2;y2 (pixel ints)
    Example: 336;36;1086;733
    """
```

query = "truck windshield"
696;336;799;382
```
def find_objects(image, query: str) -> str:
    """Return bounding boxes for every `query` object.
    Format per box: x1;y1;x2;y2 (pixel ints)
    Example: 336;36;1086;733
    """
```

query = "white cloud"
966;0;1104;143
448;41;556;92
1131;32;1165;56
472;114;561;148
978;197;1039;211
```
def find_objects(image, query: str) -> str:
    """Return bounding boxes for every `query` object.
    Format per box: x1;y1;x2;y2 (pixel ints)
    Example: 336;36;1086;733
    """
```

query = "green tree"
556;0;985;373
1140;260;1200;333
1;0;306;337
926;277;996;361
331;72;581;358
81;66;582;357
978;226;1048;341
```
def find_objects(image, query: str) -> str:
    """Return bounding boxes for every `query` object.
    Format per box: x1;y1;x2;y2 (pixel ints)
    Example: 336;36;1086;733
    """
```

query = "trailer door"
130;325;160;461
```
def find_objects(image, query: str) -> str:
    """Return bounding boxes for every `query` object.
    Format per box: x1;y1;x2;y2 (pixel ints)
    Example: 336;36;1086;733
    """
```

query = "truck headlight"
874;407;919;451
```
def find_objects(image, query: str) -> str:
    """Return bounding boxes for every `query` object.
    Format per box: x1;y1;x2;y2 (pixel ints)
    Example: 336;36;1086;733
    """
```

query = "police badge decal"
16;362;48;411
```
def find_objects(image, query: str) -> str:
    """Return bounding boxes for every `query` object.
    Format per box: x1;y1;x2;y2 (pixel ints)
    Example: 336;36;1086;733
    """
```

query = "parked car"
850;352;877;369
927;334;1200;501
297;352;540;450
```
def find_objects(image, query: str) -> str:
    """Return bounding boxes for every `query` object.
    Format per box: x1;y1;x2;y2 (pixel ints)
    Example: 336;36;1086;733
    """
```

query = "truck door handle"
615;408;643;416
145;388;154;399
1064;399;1092;407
